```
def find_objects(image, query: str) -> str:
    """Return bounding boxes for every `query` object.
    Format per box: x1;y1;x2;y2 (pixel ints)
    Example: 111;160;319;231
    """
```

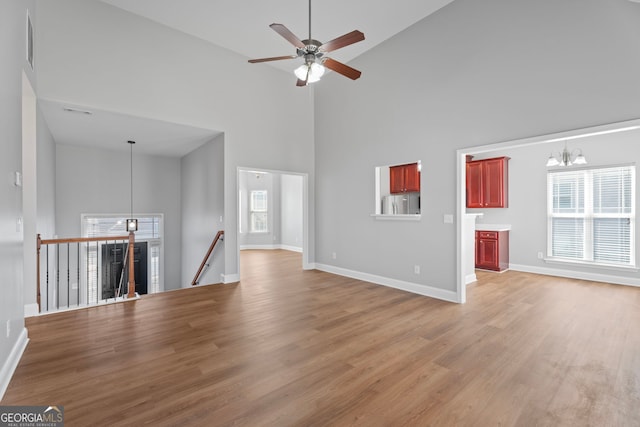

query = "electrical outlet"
332;252;337;260
71;282;78;290
537;252;544;259
414;265;421;274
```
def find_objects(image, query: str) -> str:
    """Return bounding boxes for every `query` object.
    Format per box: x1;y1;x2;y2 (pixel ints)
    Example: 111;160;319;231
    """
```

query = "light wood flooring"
3;250;640;426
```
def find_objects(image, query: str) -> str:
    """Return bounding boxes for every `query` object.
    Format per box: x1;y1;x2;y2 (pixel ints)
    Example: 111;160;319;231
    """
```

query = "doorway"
101;242;148;298
236;167;309;279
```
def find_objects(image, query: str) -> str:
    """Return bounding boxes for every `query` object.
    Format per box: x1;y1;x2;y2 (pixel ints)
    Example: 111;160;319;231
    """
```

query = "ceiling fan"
248;0;365;87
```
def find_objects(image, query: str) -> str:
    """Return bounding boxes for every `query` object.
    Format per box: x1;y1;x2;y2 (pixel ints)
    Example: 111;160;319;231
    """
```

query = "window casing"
250;190;268;233
82;214;163;302
547;165;635;267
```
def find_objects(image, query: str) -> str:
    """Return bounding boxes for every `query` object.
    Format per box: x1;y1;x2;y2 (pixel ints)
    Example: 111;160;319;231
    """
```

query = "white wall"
181;136;224;286
55;144;183;289
281;174;303;251
20;104;58;314
0;0;36;400
314;0;640;300
35;0;315;282
36;107;56;244
473;127;640;284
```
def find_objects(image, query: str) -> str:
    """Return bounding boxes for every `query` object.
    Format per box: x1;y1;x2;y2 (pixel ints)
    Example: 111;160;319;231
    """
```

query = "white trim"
24;303;39;317
315;263;458;303
0;327;29;400
370;214;421;221
34;294;141;316
222;273;239;284
509;263;640;287
239;244;302;252
543;257;639;272
465;273;477;285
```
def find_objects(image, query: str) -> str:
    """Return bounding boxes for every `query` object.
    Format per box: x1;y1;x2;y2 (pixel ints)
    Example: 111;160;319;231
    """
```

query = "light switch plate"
14;171;22;187
443;214;454;224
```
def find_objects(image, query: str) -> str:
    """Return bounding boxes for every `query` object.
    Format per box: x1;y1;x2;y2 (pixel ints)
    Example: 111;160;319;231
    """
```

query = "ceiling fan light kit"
248;0;364;87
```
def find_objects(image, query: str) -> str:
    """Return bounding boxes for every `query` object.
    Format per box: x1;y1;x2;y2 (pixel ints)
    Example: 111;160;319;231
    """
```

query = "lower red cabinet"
475;230;509;271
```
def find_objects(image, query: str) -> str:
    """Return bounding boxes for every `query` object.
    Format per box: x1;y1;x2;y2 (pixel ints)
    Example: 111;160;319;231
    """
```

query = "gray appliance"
382;193;420;215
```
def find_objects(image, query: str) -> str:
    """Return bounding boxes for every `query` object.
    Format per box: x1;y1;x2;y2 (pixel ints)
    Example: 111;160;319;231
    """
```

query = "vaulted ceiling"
42;0;456;156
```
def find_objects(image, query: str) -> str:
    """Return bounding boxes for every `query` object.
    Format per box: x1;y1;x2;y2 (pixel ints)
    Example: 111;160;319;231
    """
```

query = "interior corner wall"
281;174;303;251
20;104;57;313
0;0;36;400
36;104;56;241
314;0;640;298
181;135;224;287
55;144;183;289
35;0;315;282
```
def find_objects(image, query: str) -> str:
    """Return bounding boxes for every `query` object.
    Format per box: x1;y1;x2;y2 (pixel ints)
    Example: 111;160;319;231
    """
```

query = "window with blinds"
250;190;268;233
547;165;635;266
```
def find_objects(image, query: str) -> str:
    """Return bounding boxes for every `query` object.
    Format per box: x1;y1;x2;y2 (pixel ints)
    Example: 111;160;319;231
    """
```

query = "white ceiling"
101;0;456;73
39;99;221;157
41;0;455;157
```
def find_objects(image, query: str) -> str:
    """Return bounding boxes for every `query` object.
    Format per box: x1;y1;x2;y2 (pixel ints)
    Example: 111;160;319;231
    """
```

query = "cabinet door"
389;165;405;194
466;161;484;208
483;157;508;208
476;236;499;270
404;163;420;192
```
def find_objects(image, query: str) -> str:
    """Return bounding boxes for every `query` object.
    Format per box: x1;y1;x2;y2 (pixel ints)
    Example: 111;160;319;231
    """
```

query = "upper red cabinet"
466;156;509;208
390;162;420;194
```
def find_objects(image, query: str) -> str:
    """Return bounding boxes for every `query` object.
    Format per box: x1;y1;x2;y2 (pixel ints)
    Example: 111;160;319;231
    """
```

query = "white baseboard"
24;303;39;318
222;273;240;284
315;263;459;303
0;327;29;400
465;273;477;285
279;244;303;253
509;263;640;287
240;244;302;252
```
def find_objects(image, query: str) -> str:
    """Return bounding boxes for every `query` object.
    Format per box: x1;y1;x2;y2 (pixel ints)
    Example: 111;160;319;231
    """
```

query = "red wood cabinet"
466;156;509;208
475;230;509;271
390;163;420;194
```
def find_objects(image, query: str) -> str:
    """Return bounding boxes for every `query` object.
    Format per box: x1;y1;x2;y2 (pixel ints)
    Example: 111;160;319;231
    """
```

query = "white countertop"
475;224;511;231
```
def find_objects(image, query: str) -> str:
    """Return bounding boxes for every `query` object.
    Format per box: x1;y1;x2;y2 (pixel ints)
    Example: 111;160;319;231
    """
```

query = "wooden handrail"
40;235;130;245
192;230;224;286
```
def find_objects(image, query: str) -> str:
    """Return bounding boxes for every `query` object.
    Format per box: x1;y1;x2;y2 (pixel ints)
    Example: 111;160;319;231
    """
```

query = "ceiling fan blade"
296;79;307;87
248;55;297;63
323;58;362;80
319;30;365;53
269;23;306;49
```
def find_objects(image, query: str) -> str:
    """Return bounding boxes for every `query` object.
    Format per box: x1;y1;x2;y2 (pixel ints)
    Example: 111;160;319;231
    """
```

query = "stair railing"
191;230;224;286
36;232;136;313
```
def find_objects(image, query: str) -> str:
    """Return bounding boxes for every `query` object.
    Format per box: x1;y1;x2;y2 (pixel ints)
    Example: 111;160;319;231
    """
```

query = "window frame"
249;190;268;233
547;165;636;268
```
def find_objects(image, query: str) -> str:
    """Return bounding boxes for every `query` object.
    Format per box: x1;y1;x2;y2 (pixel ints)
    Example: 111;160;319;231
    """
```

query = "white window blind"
547;165;635;267
250;190;268;233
